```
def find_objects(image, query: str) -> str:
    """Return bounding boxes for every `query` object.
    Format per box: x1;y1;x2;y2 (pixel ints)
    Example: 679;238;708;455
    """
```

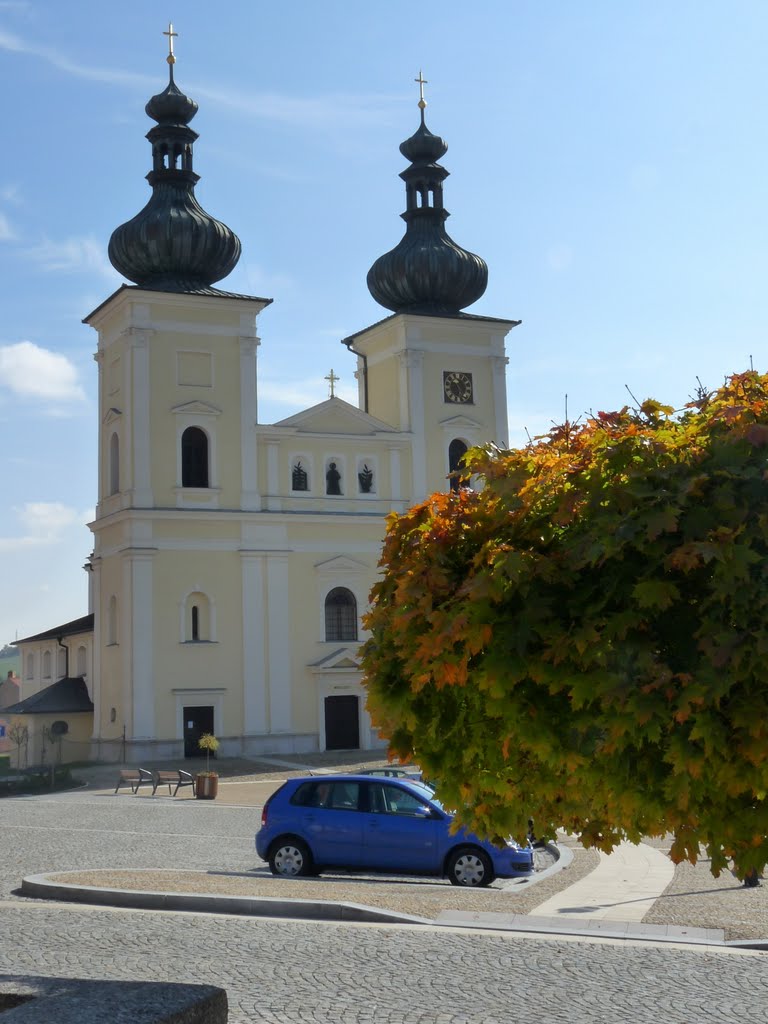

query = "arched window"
76;645;87;676
25;653;34;679
42;650;51;678
56;647;66;678
182;427;209;488
108;595;118;646
325;587;357;642
109;432;120;495
184;591;210;642
448;438;469;492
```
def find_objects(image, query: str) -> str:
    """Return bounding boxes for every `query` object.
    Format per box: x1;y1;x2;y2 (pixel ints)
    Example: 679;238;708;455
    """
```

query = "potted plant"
195;733;220;800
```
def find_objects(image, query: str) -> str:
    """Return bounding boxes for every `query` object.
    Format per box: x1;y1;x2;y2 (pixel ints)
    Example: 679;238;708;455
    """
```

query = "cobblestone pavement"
2;766;768;1023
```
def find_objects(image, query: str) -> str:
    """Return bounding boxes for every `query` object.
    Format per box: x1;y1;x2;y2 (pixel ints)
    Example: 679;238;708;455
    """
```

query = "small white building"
13;53;518;764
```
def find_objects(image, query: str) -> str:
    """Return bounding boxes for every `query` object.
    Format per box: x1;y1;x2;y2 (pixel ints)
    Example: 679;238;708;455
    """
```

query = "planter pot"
195;774;219;800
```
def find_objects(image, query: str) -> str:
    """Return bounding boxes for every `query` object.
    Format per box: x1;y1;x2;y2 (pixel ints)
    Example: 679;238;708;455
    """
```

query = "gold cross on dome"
415;69;428;109
325;369;339;398
163;22;178;64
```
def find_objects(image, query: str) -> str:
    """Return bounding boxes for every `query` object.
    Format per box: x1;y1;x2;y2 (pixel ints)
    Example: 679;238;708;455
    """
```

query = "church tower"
85;32;271;757
347;75;519;501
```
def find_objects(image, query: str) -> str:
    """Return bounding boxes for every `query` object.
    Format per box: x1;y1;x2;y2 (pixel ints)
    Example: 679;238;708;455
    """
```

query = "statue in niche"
292;460;309;491
326;461;342;495
358;464;374;493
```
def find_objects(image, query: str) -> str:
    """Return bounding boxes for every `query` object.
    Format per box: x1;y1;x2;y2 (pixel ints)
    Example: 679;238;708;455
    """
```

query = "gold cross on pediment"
325;369;339;398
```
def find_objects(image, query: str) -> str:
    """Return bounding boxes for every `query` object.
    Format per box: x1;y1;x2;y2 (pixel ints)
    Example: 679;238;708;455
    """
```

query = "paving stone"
2;767;768;1023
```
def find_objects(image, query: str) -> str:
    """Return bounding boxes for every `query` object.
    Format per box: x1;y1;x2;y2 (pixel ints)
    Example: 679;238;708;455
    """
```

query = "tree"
9;723;28;769
361;371;768;880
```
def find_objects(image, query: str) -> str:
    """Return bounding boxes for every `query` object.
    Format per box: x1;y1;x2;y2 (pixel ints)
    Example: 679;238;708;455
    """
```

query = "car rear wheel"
268;837;313;878
447;846;494;887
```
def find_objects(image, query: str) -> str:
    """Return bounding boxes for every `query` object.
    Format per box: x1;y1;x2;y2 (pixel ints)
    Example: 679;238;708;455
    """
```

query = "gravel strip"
47;845;599;922
641;848;768;942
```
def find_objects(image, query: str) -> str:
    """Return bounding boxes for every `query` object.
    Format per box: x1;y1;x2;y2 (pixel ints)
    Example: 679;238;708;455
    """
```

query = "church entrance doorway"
324;695;360;750
183;705;214;759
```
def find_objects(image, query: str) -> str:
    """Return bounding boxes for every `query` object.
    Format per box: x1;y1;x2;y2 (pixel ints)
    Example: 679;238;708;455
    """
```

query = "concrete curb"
497;841;567;891
20;872;433;927
21;862;768;950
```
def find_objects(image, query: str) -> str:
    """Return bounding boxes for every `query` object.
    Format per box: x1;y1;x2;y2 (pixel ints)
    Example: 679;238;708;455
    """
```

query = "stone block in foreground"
0;976;227;1023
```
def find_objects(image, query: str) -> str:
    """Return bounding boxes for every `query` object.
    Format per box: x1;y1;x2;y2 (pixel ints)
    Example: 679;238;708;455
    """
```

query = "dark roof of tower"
367;92;488;316
340;310;521;346
145;73;199;125
82;284;273;324
108;44;241;293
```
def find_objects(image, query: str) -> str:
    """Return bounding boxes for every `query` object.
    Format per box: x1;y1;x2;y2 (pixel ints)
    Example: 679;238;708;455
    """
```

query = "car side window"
328;781;360;810
377;783;431;817
291;782;320;807
290;781;361;810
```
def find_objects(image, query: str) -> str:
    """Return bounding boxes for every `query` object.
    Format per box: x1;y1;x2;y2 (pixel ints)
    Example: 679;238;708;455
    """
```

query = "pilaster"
266;552;291;732
241;552;267;733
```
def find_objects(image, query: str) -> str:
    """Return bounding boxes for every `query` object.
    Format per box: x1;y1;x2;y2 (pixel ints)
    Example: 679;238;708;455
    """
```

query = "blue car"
256;774;533;887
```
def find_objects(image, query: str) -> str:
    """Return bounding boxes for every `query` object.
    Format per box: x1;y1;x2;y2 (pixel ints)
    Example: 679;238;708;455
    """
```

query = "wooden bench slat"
114;768;153;794
151;769;196;797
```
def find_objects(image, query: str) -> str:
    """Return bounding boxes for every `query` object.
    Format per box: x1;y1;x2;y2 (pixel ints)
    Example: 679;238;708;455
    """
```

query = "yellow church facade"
10;46;518;764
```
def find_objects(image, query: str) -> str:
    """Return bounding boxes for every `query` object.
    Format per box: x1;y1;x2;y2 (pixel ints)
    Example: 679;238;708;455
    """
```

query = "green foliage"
198;733;219;774
361;371;768;879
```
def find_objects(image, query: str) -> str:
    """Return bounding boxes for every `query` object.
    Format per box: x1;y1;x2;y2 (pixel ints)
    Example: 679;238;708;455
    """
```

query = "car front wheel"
447;846;494;887
268;837;313;877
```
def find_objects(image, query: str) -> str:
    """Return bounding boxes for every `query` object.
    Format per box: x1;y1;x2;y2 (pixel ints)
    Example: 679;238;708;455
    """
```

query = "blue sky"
0;0;765;645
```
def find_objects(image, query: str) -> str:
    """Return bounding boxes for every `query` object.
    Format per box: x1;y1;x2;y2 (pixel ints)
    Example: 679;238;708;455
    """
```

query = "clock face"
443;371;473;404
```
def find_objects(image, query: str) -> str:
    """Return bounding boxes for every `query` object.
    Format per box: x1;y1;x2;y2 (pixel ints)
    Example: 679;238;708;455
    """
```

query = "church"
7;41;518;765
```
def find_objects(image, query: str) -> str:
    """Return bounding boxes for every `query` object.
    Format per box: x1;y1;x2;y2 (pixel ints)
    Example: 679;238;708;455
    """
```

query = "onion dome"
108;26;241;292
367;75;487;316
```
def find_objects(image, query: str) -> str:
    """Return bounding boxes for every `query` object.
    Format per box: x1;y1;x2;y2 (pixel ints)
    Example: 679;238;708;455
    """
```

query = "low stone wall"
0;976;227;1023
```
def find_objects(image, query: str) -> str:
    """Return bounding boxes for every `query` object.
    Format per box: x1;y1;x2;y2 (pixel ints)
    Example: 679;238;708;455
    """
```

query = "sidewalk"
437;842;730;947
529;841;674;922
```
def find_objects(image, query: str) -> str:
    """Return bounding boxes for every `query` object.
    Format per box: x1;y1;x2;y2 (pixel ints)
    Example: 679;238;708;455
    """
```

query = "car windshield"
407;782;444;810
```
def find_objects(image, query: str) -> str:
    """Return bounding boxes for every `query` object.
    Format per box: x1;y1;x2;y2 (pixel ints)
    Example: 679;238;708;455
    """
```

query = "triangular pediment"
308;646;362;671
102;407;122;425
315;555;369;575
439;413;484;430
170;400;222;417
274;397;395;436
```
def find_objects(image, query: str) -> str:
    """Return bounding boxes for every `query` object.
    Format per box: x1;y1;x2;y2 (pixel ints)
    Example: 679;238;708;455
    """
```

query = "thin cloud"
0;183;21;204
0;28;396;132
24;235;120;282
0;28;153;89
0;212;14;240
194;83;398;130
0;341;86;401
0;501;84;553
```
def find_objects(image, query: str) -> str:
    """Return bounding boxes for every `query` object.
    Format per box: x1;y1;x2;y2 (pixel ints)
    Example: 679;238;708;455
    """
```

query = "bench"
114;768;153;794
152;769;196;797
